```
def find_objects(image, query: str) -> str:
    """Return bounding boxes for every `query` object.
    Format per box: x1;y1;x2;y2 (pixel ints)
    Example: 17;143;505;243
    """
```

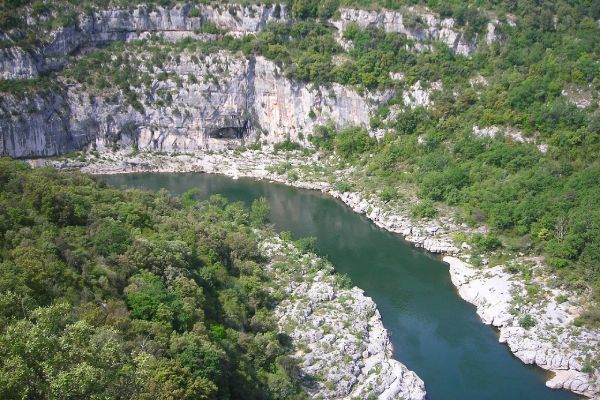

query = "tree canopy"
0;158;305;400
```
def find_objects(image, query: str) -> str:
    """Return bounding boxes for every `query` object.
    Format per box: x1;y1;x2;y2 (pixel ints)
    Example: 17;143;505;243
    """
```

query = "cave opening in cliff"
207;119;248;139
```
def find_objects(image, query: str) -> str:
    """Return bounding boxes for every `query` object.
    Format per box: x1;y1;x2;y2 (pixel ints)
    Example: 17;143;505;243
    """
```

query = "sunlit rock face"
330;7;504;56
2;3;491;158
0;4;289;79
0;52;377;157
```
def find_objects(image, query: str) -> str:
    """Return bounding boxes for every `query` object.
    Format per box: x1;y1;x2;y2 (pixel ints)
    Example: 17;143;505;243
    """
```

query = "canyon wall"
331;7;504;56
0;4;289;80
0;52;376;158
0;3;507;158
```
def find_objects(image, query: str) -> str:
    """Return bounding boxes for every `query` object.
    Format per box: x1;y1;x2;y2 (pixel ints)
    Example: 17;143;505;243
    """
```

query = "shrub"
471;234;502;252
334;181;353;193
187;7;200;18
519;314;536;329
334;273;353;289
273;140;302;152
251;197;271;226
379;187;399;202
201;21;222;34
294;237;318;253
333;127;375;160
411;200;438;219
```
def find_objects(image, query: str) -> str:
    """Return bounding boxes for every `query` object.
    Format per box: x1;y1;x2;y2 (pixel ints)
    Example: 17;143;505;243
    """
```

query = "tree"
125;272;174;322
251;197;271;227
333;127;376;160
89;217;131;256
291;0;318;19
133;356;217;400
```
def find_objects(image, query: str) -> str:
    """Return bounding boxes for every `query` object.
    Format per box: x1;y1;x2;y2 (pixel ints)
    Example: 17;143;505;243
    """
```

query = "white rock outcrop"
0;48;37;80
561;85;597;109
472;125;549;153
402;80;442;108
261;238;426;400
447;256;600;398
330;7;503;56
0;4;289;80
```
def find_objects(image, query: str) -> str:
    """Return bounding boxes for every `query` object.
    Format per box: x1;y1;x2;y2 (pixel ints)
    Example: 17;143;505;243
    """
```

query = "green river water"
104;172;580;400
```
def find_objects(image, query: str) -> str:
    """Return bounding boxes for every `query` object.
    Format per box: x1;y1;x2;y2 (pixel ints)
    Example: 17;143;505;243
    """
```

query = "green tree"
251;197;271;227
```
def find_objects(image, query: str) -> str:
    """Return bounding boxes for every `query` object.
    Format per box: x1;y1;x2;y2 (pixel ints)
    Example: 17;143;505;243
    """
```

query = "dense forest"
0;158;306;399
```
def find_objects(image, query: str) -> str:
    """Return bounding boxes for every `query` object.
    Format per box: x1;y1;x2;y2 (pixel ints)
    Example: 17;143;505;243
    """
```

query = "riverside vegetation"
0;158;307;399
0;157;428;400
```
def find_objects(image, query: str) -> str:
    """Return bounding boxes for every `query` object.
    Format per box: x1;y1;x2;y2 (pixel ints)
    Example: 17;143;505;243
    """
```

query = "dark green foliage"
471;234;502;252
519;314;537;329
294;236;318;253
0;159;305;400
309;124;336;151
411;200;438;219
332;127;376;160
200;21;223;34
379;187;399;202
251;197;271;227
90;217;131;255
418;166;469;203
273;140;302;152
125;271;175;320
182;188;200;207
177;343;224;381
334;273;353;289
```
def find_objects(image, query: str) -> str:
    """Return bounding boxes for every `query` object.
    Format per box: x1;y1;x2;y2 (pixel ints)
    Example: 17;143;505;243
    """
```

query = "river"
103;172;580;400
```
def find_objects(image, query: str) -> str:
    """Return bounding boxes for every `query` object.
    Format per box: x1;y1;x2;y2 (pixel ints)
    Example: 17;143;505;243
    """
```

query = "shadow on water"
102;172;582;400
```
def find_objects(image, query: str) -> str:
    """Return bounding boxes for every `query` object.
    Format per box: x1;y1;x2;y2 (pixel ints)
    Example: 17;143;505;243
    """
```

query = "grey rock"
261;238;427;400
0;48;37;80
330;7;505;56
0;4;289;79
1;52;374;158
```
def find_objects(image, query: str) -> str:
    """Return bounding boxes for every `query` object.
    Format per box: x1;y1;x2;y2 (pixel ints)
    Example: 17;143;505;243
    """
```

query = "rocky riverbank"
260;236;426;399
447;256;599;398
31;148;600;399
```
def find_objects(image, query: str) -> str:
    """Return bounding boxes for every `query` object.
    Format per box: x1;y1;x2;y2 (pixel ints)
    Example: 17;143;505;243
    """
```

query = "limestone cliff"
0;51;377;157
330;7;506;56
0;3;505;158
0;4;289;79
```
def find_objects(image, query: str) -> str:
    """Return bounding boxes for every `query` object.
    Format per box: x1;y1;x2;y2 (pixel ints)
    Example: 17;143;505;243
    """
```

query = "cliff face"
0;48;38;80
0;4;288;80
0;92;75;157
0;2;390;158
252;58;377;145
331;7;505;56
0;52;376;158
0;3;503;158
0;3;507;80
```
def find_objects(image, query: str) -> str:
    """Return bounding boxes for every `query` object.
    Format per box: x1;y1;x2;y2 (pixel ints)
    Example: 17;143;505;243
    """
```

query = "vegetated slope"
229;0;600;325
0;0;599;323
0;158;306;399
